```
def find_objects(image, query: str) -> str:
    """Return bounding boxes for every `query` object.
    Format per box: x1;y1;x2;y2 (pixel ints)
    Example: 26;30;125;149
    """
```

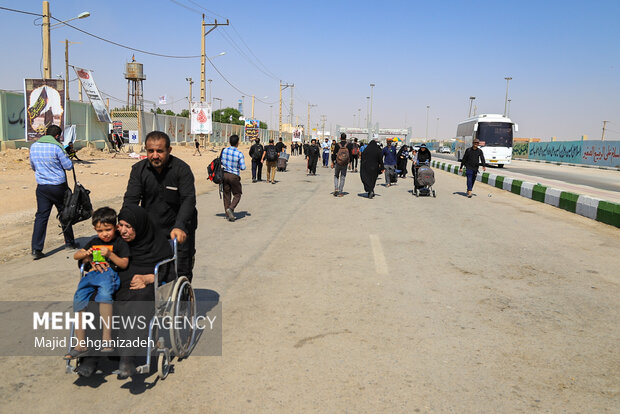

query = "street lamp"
503;77;512;117
425;105;430;141
357;108;361;128
185;77;194;115
41;1;91;79
435;117;440;140
507;99;512;118
213;97;222;121
468;96;476;117
369;83;375;140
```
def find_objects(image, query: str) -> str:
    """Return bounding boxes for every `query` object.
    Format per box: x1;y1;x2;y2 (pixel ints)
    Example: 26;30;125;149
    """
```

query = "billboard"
292;126;303;142
74;67;112;123
24;78;65;141
244;119;260;142
190;102;212;135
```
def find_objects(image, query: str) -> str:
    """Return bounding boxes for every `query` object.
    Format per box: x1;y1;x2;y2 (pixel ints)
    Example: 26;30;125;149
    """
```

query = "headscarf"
118;205;172;268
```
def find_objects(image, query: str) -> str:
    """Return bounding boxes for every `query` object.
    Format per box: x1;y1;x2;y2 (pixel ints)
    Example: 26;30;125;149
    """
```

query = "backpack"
57;168;93;232
252;144;264;161
266;145;278;162
351;144;359;156
336;143;350;166
207;149;224;184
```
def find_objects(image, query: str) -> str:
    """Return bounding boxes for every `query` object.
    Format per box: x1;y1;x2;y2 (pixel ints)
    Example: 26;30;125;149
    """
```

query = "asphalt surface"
432;152;620;193
1;155;619;413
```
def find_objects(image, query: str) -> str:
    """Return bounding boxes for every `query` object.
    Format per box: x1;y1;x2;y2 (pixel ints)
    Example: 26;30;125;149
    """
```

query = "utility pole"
358;108;361;128
269;105;273;130
468;96;475;117
200;15;229;102
279;81;293;135
601;120;609;141
251;95;255;119
503;76;512;117
369;83;375;140
42;1;51;79
308;103;317;141
321;115;327;141
290;85;294;128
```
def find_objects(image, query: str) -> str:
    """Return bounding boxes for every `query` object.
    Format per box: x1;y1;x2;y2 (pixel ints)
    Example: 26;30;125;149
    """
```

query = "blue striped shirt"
29;142;73;185
221;146;246;176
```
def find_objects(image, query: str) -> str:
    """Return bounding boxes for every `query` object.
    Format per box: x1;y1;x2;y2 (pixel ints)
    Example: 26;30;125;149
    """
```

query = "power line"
0;6;42;17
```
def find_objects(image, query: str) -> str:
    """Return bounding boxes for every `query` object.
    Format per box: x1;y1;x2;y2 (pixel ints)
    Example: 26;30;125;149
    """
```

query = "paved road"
1;155;619;413
432;152;620;193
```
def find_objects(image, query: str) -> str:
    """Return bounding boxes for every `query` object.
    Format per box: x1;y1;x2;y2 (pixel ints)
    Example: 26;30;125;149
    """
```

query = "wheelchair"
65;239;197;379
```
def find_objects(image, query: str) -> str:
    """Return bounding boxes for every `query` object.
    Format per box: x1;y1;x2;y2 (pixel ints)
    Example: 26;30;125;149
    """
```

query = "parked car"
439;146;451;153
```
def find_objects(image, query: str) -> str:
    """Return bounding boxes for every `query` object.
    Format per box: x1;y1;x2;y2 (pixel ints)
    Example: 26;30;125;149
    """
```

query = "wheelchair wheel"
169;276;197;358
158;352;170;379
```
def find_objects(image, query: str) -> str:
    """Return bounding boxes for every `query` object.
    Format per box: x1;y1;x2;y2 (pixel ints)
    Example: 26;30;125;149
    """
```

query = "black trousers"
32;183;74;251
350;156;358;170
251;159;263;180
308;156;318;174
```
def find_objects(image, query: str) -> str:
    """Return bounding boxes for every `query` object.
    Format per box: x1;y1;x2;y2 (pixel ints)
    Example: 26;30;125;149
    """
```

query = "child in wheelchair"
64;207;130;360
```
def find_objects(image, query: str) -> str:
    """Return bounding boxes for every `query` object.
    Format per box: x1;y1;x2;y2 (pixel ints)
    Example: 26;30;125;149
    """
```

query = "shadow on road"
215;211;251;220
452;191;476;197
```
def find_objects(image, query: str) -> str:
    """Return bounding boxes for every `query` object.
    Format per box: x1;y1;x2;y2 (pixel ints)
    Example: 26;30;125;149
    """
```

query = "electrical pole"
290;85;294;128
200;15;229;102
321;115;327;141
468;96;475;117
369;83;375;140
42;1;51;79
251;95;255;119
601;120;609;141
503;76;512;117
279;81;293;136
308;103;317;141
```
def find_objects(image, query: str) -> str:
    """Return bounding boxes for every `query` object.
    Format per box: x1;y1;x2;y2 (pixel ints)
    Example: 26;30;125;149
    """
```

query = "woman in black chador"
360;140;384;199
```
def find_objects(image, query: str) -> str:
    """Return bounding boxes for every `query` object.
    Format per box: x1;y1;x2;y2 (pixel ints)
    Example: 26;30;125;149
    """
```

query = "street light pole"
507;99;511;118
425;105;430;140
307;103;317;141
468;96;475;117
504;76;512;117
369;83;375;140
435;117;440;140
357;108;361;128
185;77;193;115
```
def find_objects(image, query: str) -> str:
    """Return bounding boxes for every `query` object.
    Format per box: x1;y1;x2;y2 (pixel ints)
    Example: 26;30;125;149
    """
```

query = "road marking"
369;234;388;275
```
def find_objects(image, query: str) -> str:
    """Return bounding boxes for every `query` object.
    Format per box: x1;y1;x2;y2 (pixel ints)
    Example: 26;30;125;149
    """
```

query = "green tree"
212;107;244;125
260;121;268;129
178;109;190;118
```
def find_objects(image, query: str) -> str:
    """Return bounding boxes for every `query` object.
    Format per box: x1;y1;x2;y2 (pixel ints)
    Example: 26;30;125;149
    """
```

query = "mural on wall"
528;141;582;163
582;142;620;167
512;142;529;158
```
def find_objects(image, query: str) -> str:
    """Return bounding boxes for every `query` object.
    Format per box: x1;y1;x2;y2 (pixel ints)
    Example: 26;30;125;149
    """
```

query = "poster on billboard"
128;130;139;144
190;102;212;135
244;119;260;142
24;78;65;141
292;126;303;142
74;67;112;123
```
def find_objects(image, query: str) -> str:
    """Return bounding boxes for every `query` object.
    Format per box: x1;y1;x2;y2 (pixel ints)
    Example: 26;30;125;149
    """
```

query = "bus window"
477;122;513;147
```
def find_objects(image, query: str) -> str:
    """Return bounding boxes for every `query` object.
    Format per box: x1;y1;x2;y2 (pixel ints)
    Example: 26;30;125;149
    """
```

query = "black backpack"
207;149;225;184
58;168;93;232
266;145;278;162
252;144;264;161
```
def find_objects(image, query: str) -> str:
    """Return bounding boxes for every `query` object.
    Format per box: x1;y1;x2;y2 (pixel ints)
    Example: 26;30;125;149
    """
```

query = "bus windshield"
477;122;513;147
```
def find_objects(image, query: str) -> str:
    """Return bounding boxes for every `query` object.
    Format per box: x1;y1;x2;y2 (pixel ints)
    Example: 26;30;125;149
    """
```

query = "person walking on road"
396;144;409;178
221;134;246;221
275;137;287;155
413;144;432;187
262;138;279;184
332;133;351;197
382;139;398;187
29;124;78;259
360;139;384;199
307;138;320;175
193;138;201;156
458;139;487;198
249;138;264;182
321;138;331;167
348;138;360;172
123;130;197;281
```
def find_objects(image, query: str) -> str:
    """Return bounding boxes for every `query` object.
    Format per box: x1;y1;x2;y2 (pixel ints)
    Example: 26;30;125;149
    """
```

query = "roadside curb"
514;158;620;171
431;160;620;228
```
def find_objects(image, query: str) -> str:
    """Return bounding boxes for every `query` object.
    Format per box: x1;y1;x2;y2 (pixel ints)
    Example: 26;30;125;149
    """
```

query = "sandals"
64;348;90;360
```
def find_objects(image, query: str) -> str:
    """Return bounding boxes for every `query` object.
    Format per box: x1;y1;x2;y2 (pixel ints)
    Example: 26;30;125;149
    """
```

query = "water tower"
125;56;146;110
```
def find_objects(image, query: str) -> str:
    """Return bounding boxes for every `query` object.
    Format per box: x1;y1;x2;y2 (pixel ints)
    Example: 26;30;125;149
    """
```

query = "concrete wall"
0;90;109;150
528;140;620;167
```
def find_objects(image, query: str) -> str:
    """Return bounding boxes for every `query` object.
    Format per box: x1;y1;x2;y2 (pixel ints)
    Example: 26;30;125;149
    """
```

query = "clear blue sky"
1;0;619;140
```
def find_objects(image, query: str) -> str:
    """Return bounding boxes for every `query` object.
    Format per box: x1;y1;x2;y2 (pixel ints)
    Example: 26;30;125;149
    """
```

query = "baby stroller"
413;161;436;198
277;151;289;172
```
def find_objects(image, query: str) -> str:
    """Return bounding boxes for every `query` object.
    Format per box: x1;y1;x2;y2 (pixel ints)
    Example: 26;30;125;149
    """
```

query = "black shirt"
307;144;320;158
417;149;432;164
460;147;486;171
123;154;197;234
275;142;286;153
82;235;130;272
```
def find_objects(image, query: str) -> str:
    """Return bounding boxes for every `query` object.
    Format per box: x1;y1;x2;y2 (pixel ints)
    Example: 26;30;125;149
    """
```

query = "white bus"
454;114;518;167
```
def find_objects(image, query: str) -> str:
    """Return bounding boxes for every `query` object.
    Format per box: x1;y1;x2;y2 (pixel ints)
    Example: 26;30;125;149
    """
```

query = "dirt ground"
0;143;251;262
